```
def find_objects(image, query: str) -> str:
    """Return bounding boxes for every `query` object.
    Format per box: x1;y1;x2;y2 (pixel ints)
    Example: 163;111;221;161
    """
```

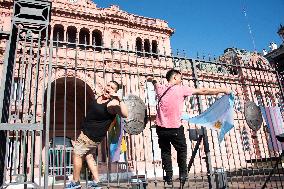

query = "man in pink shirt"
148;69;231;186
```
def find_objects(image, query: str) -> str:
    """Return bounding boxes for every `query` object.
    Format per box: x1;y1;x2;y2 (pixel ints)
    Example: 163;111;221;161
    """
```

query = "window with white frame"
144;82;156;106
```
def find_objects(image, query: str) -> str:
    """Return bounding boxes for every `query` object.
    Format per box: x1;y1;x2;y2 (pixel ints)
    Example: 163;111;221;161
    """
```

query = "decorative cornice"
0;0;174;35
51;0;174;35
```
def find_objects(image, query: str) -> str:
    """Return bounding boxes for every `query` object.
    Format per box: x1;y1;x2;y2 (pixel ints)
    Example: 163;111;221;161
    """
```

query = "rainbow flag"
108;115;127;162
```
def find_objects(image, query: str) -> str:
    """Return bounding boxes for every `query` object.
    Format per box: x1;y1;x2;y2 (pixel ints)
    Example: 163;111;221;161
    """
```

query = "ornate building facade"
0;0;283;188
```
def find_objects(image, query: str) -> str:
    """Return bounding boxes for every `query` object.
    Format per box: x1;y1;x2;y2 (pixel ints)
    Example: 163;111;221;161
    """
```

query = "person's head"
103;81;120;98
166;69;182;84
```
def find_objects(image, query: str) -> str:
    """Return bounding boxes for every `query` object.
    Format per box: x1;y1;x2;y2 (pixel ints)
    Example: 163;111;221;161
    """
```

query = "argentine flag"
182;93;235;143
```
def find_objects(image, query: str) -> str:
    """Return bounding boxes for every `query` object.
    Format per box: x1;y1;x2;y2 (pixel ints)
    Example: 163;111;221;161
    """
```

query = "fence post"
0;0;51;187
0;11;21;189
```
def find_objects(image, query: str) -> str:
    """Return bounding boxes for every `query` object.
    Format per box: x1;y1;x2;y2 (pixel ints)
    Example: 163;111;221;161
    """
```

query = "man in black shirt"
66;81;128;189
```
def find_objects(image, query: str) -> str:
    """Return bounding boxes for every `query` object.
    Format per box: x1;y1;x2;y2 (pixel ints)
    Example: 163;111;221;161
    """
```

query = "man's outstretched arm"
192;87;231;95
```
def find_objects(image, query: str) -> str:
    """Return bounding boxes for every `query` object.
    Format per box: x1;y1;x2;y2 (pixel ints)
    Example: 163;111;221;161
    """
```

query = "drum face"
244;101;263;131
124;94;147;135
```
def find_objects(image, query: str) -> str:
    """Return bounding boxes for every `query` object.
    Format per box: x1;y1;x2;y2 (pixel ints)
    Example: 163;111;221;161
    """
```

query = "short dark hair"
166;69;181;81
110;80;120;92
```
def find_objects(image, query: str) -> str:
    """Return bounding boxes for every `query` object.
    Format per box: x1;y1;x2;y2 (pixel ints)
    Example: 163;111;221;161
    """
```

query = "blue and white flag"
182;93;235;142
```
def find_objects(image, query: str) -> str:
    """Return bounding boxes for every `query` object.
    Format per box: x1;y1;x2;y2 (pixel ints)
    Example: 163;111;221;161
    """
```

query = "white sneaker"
65;181;81;189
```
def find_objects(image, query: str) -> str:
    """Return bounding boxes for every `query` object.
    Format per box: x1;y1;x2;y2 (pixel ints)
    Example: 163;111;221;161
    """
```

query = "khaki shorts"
72;132;100;157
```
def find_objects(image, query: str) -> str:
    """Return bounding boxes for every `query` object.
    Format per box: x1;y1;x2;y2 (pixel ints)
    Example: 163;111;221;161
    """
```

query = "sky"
93;0;284;57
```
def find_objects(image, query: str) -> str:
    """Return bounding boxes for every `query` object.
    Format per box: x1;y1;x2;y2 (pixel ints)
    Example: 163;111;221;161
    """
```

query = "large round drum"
244;101;263;131
123;94;147;135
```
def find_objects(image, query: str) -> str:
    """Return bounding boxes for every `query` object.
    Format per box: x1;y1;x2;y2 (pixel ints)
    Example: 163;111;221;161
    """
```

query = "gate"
0;0;52;188
0;0;284;189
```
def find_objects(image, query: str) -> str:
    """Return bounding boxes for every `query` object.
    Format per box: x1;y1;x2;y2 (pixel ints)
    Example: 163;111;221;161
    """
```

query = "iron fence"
0;0;284;189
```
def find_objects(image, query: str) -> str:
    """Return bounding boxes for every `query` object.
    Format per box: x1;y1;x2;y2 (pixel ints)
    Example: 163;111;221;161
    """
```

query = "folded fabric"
182;93;235;142
260;106;284;152
109;115;126;162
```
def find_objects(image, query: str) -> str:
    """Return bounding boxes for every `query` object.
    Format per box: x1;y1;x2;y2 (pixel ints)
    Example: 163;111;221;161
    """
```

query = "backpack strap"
156;85;175;110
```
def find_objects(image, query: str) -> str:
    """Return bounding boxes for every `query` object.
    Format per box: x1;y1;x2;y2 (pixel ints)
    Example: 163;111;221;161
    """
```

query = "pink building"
0;0;283;188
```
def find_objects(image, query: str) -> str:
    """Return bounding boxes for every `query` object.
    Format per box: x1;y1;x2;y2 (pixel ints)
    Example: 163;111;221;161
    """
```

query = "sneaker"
65;181;81;189
87;180;102;189
164;171;173;185
163;175;173;185
179;173;188;185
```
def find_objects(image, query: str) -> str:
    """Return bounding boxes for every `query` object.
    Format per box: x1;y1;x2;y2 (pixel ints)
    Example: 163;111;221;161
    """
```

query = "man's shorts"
72;132;100;157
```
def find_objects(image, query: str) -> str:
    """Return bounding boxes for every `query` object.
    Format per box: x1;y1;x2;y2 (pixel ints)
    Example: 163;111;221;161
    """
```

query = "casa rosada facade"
0;0;283;185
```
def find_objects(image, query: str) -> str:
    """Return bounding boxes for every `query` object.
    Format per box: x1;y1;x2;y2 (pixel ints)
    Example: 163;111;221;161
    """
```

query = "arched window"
66;26;77;48
79;28;90;48
152;40;158;58
92;30;102;51
53;24;64;47
144;39;150;57
136;37;142;56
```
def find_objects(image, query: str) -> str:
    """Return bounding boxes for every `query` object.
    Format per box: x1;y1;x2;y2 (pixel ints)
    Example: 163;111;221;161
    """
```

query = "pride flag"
108;115;127;162
182;93;235;142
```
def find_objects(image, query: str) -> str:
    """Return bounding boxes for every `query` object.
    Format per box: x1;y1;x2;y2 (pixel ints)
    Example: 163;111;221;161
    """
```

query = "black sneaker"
179;173;188;185
163;175;173;185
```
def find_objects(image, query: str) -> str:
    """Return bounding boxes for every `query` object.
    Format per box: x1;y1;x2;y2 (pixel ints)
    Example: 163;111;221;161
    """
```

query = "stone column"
90;29;93;46
50;24;54;41
77;26;81;43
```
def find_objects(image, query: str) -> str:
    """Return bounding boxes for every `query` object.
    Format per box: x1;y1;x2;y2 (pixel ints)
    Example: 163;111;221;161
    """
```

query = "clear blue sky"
93;0;284;57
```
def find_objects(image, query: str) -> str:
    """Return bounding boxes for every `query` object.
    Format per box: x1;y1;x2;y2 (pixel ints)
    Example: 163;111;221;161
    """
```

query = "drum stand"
187;128;216;189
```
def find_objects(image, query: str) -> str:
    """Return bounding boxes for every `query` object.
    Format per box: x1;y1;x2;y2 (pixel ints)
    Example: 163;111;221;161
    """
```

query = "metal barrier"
0;0;284;188
48;147;73;177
